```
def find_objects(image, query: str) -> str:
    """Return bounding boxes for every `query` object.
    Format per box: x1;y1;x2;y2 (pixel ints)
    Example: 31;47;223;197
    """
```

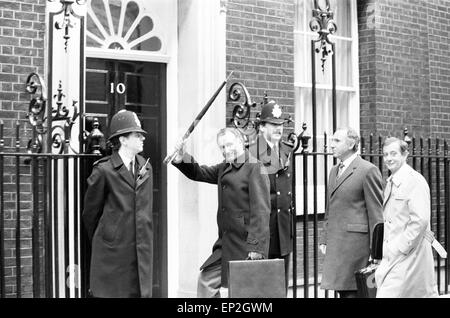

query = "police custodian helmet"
108;110;147;140
260;100;285;125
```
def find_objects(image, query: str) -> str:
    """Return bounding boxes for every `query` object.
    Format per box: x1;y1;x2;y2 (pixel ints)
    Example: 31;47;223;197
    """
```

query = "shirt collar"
340;152;358;168
118;148;135;169
229;150;247;169
263;135;280;151
265;139;274;149
388;163;409;187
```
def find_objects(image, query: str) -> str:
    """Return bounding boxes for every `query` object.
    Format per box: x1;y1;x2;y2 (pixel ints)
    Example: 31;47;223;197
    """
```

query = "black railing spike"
300;123;310;152
404;127;412;145
15;121;20;150
0;120;3;150
87;117;105;155
262;91;268;105
360;136;365;154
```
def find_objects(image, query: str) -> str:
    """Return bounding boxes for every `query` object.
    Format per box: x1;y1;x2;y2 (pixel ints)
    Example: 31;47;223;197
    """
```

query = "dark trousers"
268;211;291;294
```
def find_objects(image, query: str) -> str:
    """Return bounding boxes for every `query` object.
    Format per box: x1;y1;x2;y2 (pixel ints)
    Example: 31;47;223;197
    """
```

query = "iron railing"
0;120;99;298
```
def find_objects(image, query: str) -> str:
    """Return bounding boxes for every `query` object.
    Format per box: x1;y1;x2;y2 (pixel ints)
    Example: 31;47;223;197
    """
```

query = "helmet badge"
272;104;282;118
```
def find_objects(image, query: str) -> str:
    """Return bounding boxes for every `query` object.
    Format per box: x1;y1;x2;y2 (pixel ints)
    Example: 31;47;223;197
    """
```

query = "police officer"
249;100;294;293
82;110;154;298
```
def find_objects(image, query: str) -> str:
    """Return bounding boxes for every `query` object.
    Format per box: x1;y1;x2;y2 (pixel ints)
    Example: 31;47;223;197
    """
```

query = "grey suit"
320;155;383;291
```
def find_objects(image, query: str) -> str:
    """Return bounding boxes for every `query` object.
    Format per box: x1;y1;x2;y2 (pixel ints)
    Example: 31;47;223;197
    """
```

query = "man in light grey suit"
319;127;383;298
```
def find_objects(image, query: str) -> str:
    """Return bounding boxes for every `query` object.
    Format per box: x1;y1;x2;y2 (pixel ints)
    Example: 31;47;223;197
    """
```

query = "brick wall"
358;0;450;140
358;0;378;135
225;0;295;137
428;0;450;140
0;0;46;297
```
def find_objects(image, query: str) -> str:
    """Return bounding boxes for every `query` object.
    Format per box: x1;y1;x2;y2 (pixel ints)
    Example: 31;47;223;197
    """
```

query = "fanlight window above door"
86;0;163;52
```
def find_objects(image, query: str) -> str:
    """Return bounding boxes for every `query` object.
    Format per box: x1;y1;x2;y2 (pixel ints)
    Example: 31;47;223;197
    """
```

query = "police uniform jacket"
82;151;153;297
249;136;294;257
319;155;383;291
173;151;270;287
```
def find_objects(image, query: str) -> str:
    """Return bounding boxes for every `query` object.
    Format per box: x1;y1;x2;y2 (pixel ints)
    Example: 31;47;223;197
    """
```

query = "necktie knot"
336;161;345;179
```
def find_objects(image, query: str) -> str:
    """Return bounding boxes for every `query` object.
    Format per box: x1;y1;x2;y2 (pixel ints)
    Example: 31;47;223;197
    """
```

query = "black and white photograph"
0;0;449;308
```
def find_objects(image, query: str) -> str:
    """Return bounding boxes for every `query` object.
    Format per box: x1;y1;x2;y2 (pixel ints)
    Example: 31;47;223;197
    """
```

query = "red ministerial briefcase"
228;259;286;298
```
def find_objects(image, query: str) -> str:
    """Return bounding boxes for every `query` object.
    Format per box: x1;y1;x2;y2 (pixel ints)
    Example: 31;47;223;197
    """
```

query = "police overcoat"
375;164;438;298
82;151;154;297
319;156;383;291
248;136;294;257
173;151;270;287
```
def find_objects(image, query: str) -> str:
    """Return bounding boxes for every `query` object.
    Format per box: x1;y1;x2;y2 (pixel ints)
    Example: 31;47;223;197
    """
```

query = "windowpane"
122;1;140;37
295;33;337;85
330;0;351;37
295;88;354;135
86;0;164;52
294;0;307;32
294;32;308;83
335;39;353;86
294;0;358;132
109;0;122;35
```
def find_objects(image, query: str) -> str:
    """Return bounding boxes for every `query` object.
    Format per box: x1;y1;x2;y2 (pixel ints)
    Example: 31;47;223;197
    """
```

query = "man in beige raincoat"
375;137;438;298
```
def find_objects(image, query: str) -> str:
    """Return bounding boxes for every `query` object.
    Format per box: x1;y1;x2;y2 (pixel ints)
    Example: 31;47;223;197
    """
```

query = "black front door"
84;58;167;297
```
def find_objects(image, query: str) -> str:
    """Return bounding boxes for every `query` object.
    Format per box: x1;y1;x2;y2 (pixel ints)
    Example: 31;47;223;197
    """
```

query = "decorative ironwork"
228;82;258;144
26;73;48;153
83;117;105;155
51;81;80;154
309;0;337;72
49;0;86;52
228;81;302;150
289;123;310;153
25;73;103;155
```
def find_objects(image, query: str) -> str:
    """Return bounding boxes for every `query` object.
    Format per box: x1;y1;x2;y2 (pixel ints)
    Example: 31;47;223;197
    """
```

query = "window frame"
293;0;360;216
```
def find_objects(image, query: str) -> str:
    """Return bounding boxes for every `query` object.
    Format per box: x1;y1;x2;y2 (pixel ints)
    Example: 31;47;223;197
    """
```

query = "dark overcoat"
173;151;270;287
248;137;294;257
319;155;383;291
82;151;154;297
